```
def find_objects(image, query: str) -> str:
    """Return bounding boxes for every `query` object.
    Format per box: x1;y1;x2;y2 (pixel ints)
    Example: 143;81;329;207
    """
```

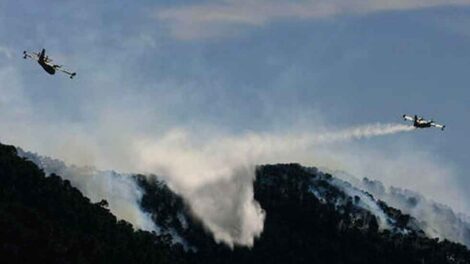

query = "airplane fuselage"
38;61;56;75
413;121;432;128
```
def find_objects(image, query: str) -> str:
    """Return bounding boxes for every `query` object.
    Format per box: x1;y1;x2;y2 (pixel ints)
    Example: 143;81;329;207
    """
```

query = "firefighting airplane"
403;114;446;131
23;49;76;79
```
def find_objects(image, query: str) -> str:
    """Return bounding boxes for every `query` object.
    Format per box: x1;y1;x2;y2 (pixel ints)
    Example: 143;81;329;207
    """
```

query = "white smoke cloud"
330;177;393;230
5;79;467;248
16;149;157;233
332;173;470;247
10;121;415;247
323;144;469;215
131;123;414;247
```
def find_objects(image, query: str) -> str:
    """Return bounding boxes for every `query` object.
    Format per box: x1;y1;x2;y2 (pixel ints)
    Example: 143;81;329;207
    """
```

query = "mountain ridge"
2;143;469;263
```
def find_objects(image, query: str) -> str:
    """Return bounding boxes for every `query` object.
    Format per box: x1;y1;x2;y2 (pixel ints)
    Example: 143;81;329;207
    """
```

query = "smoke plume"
16;148;157;233
310;123;415;144
358;177;470;248
11;122;416;247
130;123;414;247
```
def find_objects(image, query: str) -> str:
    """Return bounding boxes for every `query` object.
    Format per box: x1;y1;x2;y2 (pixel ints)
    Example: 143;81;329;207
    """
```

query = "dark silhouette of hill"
1;142;470;263
0;143;186;264
137;164;470;264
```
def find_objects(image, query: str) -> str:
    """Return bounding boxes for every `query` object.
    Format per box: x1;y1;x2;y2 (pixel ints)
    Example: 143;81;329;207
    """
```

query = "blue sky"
0;1;469;214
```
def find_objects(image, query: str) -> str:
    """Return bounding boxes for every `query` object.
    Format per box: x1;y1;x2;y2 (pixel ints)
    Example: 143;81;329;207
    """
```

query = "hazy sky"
0;1;469;214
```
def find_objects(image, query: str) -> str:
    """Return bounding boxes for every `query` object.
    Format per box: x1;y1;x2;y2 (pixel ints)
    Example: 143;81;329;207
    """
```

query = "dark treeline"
0;144;186;264
138;164;470;264
1;142;469;263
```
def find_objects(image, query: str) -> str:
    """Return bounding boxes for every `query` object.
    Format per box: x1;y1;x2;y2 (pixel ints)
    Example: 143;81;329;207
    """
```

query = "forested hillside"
1;142;469;263
0;144;186;264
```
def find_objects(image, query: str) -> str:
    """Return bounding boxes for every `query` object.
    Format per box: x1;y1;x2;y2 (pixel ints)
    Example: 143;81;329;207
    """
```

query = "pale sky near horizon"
0;1;469;213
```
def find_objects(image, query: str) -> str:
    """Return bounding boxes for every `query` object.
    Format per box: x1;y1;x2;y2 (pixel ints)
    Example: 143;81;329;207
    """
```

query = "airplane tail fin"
39;49;46;61
442;125;446;131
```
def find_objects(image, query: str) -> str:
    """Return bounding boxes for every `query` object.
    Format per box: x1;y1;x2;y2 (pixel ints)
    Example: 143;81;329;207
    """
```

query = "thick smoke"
329;170;470;248
131;123;414;247
16;148;157;233
358;177;470;247
10;123;416;247
329;177;393;230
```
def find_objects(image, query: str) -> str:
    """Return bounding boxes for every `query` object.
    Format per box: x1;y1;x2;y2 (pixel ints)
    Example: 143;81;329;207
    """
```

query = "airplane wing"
431;122;445;130
23;51;39;61
403;115;414;121
58;68;76;79
23;51;53;63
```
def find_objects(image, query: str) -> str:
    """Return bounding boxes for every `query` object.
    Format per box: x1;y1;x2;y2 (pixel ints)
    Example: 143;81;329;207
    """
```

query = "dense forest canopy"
1;143;469;263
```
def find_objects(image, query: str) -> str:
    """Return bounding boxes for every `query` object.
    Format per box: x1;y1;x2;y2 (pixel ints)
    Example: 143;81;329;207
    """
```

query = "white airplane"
403;114;445;131
23;49;76;79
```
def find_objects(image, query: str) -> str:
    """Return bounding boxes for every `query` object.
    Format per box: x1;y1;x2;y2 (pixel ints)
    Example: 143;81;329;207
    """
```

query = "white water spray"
14;122;415;247
13;121;416;248
309;123;415;144
134;123;415;247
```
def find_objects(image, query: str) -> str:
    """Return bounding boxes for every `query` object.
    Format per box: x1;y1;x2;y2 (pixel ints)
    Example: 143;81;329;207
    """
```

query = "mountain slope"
137;164;470;264
0;143;186;264
357;175;470;247
2;143;470;263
